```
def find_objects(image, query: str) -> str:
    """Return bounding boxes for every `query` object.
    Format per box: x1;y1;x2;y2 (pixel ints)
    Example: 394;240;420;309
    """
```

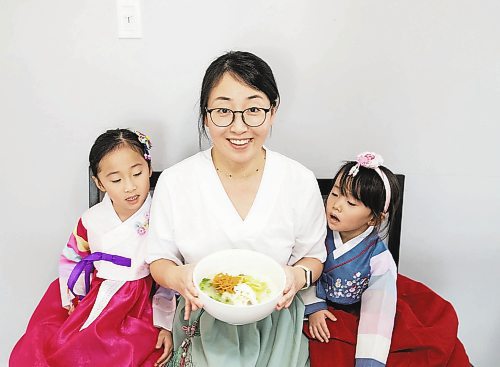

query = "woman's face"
205;72;275;166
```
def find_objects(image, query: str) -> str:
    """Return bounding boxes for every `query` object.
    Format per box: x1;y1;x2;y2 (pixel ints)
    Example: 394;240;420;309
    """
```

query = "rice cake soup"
199;273;273;306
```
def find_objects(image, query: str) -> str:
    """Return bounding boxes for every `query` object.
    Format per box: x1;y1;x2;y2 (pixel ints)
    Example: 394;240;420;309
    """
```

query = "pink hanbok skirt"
10;276;163;367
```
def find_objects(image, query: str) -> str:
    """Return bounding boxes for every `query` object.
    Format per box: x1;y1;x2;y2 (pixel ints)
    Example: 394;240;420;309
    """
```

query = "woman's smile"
228;138;251;146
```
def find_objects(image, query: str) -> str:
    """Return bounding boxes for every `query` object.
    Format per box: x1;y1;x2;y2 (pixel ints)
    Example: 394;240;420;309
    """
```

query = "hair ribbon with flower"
348;152;391;213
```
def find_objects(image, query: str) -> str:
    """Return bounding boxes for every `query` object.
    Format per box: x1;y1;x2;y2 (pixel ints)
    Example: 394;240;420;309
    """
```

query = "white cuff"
152;288;176;331
59;277;74;308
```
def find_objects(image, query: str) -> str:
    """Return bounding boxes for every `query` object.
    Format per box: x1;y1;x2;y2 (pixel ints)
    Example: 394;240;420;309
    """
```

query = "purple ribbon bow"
67;252;131;299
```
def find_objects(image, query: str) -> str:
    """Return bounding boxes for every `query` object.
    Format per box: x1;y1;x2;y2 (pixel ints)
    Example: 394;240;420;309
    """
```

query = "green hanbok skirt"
168;296;310;367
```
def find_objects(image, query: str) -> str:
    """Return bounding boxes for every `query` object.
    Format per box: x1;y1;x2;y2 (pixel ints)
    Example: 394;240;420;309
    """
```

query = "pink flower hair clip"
133;130;152;161
348;152;391;213
348;152;384;177
134;130;152;150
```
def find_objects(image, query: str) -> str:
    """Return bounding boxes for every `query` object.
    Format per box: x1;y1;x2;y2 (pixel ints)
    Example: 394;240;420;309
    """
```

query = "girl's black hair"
89;128;151;177
332;162;401;239
198;51;280;145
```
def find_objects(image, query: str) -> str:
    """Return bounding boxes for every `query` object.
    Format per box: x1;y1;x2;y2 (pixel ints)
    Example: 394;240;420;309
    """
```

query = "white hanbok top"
59;194;175;330
85;193;152;280
146;148;327;266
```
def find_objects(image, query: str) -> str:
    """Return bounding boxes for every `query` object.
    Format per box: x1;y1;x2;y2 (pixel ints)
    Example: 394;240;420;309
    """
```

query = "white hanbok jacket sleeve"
146;172;184;265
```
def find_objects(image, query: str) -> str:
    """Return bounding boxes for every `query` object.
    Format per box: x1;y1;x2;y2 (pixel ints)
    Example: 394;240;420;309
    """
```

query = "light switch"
117;0;142;39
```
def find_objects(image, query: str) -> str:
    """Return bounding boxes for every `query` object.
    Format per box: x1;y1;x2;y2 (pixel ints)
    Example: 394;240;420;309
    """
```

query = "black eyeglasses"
205;107;271;127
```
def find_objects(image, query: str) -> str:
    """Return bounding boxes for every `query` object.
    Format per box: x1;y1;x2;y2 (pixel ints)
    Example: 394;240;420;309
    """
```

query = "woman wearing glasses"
147;51;326;367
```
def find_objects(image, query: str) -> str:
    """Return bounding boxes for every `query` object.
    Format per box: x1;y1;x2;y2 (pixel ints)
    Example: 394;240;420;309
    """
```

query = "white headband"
348;152;391;213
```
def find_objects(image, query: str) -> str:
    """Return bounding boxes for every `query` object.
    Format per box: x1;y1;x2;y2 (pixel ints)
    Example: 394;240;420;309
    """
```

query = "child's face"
93;145;151;221
326;177;375;243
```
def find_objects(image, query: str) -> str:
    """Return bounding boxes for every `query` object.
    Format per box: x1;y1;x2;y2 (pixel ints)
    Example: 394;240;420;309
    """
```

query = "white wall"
1;1;498;365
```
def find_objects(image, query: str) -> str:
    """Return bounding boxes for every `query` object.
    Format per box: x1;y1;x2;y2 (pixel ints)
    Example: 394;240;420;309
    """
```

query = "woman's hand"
172;263;204;320
276;265;306;310
150;260;204;320
308;309;337;343
274;258;323;311
154;328;173;366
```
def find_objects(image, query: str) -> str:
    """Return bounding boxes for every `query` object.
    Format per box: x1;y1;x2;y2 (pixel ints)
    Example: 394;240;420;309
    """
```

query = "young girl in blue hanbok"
10;129;175;367
303;152;471;367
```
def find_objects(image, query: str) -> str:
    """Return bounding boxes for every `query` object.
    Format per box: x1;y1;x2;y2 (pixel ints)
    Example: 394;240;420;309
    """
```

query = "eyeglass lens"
209;108;267;127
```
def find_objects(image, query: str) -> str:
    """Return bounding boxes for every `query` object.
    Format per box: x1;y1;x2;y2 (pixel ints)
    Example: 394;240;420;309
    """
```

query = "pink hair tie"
348;152;391;213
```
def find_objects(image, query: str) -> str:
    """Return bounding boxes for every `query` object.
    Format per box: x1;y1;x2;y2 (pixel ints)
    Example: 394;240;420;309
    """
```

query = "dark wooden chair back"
89;170;404;265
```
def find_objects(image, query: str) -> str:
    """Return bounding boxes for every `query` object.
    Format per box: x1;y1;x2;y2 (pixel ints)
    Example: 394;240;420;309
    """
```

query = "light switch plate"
117;0;142;39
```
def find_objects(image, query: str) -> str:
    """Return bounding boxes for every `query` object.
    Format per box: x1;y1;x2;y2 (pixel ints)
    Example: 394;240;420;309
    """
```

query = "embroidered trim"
169;310;204;367
327;272;369;300
135;212;150;236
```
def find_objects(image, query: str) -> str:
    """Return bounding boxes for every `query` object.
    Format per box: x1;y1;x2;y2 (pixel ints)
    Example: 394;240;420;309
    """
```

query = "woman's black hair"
89;128;152;177
198;51;280;146
332;162;401;239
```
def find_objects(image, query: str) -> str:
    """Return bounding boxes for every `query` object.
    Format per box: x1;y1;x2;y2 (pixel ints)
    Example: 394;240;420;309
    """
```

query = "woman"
147;51;326;367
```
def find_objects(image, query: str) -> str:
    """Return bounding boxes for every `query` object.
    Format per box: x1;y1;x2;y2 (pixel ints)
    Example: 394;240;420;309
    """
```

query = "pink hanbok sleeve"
58;218;90;307
355;250;397;367
152;286;176;331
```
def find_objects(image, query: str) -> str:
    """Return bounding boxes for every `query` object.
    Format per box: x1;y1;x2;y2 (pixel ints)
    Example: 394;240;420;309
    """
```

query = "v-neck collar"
101;192;151;226
199;147;281;240
332;226;374;259
204;147;270;223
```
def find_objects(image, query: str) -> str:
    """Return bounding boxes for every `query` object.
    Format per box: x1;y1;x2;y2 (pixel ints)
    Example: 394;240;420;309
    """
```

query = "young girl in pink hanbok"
10;129;175;367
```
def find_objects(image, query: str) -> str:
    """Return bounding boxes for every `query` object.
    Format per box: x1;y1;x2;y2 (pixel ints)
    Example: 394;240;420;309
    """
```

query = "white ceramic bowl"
193;249;286;325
